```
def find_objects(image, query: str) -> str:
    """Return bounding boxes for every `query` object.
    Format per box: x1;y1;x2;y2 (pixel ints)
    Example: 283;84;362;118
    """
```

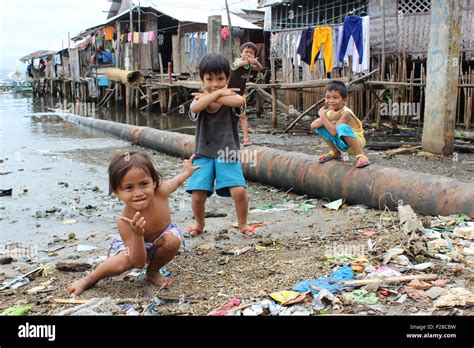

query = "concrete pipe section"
62;114;474;217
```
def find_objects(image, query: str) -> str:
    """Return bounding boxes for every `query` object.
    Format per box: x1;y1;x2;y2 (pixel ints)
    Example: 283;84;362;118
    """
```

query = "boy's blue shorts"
315;124;356;152
186;157;246;197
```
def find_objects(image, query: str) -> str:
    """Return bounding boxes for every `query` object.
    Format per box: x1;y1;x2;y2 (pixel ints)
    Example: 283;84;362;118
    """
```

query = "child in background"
228;42;263;146
310;81;370;168
68;150;200;295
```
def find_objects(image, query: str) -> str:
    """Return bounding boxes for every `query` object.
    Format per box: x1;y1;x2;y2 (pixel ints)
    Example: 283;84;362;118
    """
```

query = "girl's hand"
119;212;146;236
183;154;201;175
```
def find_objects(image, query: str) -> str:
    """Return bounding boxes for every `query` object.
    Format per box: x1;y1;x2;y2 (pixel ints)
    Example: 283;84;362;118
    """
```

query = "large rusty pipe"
62;114;474;217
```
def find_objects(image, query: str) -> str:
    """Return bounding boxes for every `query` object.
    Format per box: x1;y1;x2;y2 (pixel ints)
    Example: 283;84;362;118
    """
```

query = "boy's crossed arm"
310;107;350;136
190;88;243;113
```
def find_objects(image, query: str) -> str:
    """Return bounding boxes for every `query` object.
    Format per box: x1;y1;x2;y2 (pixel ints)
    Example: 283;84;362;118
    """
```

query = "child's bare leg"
189;190;207;235
320;137;341;156
239;113;251;145
68;252;133;296
229;186;249;232
145;233;180;287
341;136;367;159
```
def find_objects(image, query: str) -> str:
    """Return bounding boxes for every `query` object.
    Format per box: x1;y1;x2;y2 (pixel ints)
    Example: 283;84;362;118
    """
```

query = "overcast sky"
0;0;258;72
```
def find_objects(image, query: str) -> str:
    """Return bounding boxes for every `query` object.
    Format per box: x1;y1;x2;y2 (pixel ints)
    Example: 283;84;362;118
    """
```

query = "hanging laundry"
221;27;230;41
148;31;155;42
142;32;149;44
104;26;116;41
127;32;132;42
54;54;61;65
338;16;370;73
297;27;314;65
120;34;125;43
339;15;363;64
133;32;139;44
310;26;333;73
157;34;164;45
200;32;207;60
333;25;343;69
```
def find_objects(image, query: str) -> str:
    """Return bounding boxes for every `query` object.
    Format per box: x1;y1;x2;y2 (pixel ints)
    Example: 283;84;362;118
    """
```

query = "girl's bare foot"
68;277;94;296
146;270;173;287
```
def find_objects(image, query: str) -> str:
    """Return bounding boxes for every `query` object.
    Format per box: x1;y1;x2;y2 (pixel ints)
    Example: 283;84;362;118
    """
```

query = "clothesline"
270;0;375;33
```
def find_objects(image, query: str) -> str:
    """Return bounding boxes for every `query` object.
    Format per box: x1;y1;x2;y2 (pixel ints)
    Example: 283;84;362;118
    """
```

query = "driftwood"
341;274;438;287
284;98;325;133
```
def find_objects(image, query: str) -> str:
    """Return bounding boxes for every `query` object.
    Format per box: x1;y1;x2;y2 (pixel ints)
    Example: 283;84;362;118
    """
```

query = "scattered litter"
57;297;120;315
323;198;343;211
403;286;431;305
383;248;405;264
344;289;379;305
408;262;432;270
434;287;474;308
61;219;77;225
269;291;302;305
209;298;242;316
1;305;31;316
10;278;30;289
292;265;354;294
77;245;98;252
453;226;474;240
233;245;252;256
297;203;316;213
366;266;402;279
425;287;448;300
0;189;13;197
312;288;337;310
160;267;172;277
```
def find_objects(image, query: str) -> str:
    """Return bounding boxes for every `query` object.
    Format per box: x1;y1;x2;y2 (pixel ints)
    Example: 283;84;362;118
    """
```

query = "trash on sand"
27;278;57;294
425;287;448;300
0;189;13;197
254;245;284;253
366;265;402;279
251;202;294;213
10;278;30;289
292;265;354;294
233;245;253;256
57;297;120;315
395;294;408;303
344;289;379;305
312;288;337;310
403;286;431;305
160;267;172;277
297;203;317;213
408;262;432;270
209;298;242;316
453;226;474;240
406;279;433;290
269;291;305;305
359;229;376;237
61;219;77;225
434;288;474;308
56;262;92;272
382;247;405;264
77;245;98;252
1;305;31;316
323;199;343;211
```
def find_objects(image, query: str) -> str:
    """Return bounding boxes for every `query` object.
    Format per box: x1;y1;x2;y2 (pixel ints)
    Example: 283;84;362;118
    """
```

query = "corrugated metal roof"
77;3;261;37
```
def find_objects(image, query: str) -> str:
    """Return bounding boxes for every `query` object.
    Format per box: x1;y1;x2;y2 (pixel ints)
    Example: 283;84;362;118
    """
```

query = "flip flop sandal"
241;225;257;238
355;155;371;168
184;226;203;237
318;151;342;163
